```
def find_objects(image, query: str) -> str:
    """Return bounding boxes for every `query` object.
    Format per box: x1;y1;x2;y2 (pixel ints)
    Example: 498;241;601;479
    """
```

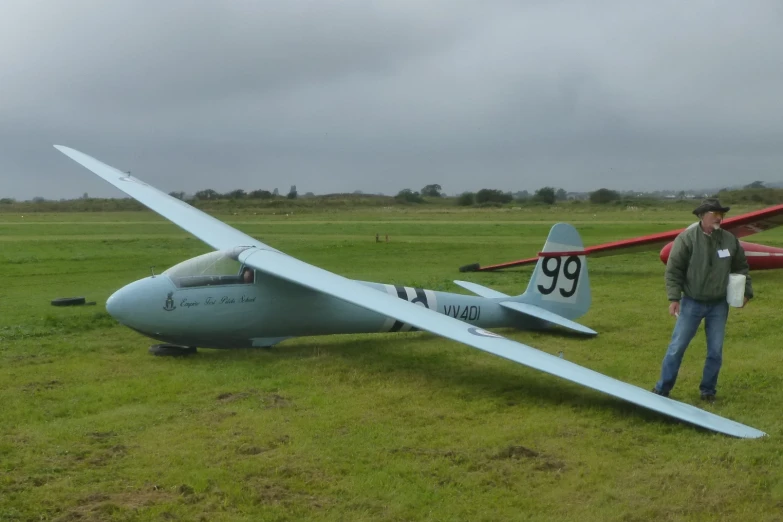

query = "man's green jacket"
665;223;753;302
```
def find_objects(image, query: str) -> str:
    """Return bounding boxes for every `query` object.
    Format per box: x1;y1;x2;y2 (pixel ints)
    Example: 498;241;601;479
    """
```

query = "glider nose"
106;276;174;329
106;287;134;323
106;290;121;320
106;284;135;324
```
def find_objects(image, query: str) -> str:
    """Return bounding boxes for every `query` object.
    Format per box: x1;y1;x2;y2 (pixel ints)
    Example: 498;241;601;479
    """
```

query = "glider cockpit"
105;246;261;344
163;248;255;288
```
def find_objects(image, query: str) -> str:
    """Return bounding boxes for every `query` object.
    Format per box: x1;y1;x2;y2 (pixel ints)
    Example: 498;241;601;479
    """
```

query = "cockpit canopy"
163;248;254;288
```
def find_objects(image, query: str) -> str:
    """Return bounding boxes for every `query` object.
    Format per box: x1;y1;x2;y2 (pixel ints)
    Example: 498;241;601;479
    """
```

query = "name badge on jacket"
718;249;730;258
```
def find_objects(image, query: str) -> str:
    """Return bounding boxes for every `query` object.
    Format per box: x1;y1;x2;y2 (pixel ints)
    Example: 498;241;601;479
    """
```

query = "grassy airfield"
2;204;783;521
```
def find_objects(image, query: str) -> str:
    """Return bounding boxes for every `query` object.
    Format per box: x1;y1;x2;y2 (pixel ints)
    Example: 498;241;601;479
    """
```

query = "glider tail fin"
512;223;591;320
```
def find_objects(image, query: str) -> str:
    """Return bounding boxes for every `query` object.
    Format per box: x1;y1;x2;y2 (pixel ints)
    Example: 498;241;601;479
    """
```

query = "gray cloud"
2;0;783;200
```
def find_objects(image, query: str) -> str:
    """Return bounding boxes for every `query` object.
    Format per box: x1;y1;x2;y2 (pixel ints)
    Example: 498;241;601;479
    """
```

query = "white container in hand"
727;274;746;307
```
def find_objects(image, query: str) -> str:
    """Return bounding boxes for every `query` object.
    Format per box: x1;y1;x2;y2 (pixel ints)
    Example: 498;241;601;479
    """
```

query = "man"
242;267;255;284
652;198;752;401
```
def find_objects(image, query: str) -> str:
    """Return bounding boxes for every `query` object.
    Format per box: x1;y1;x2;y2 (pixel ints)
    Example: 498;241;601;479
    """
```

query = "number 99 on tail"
537;255;582;300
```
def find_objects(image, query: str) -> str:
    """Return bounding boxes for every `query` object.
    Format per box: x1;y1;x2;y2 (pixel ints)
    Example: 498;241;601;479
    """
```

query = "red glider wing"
720;203;783;238
463;204;783;272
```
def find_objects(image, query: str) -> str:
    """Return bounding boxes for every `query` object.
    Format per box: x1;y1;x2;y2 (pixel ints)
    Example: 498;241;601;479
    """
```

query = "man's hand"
669;301;680;317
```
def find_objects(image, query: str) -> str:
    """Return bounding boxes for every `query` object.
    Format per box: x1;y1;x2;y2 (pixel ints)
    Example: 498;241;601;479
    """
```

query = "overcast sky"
2;1;782;200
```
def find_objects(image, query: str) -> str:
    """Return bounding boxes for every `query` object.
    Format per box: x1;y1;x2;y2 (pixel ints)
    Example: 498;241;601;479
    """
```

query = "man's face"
702;210;725;230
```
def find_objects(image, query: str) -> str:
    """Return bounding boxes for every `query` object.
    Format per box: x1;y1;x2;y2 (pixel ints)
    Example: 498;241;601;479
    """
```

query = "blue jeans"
655;296;729;396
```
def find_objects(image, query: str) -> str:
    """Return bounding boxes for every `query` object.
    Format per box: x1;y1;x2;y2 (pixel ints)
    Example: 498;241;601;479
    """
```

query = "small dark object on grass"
459;263;480;273
149;344;198;357
51;297;86;306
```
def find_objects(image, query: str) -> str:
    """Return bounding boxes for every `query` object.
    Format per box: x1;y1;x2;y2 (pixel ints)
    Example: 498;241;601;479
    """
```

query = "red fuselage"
660;241;783;270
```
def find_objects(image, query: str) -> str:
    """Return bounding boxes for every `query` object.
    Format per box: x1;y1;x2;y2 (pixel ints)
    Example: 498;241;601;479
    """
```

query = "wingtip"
53;145;84;159
571;325;597;336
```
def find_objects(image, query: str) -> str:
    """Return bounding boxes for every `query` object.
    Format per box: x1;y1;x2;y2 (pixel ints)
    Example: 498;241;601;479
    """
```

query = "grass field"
2;205;783;521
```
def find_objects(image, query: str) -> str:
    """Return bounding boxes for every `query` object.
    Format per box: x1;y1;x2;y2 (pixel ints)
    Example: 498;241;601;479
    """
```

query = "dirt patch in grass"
251;479;331;509
492;445;539;459
22;379;62;392
391;446;466;464
88;445;128;467
216;390;255;402
491;445;566;472
55;489;178;521
5;353;54;365
210;410;238;422
237;445;267;455
86;431;116;439
216;390;292;409
270;435;290;447
236;435;290;456
261;393;291;409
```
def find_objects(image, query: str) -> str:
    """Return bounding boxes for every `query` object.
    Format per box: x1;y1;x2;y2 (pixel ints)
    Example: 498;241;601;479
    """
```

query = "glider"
459;204;783;273
54;145;765;439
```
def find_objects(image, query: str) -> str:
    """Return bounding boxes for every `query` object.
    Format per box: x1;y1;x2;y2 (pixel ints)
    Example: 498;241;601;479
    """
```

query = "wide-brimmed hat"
692;198;730;216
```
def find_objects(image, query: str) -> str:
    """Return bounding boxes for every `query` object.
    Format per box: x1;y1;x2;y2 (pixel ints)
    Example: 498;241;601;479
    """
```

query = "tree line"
7;180;779;209
0;186;643;208
394;185;624;205
172;184;303;201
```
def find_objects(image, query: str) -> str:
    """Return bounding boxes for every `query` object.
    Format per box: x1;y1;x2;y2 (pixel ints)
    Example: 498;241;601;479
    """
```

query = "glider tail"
512;223;591;320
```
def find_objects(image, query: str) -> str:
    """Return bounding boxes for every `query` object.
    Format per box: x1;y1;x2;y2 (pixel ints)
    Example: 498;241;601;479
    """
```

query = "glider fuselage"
107;274;539;348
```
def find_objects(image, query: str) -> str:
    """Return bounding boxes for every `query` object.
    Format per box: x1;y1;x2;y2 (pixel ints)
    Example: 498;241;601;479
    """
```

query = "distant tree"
514;190;530;201
421;184;443;197
194;189;219;200
0;197;15;204
249;189;273;199
304;192;315;198
32;196;46;203
533;187;556;204
589;188;621;204
168;191;186;200
353;190;364;194
273;188;279;196
395;189;424;203
457;192;475;206
287;185;298;199
744;181;765;189
555;188;568;201
475;189;512;204
225;189;246;199
82;192;89;200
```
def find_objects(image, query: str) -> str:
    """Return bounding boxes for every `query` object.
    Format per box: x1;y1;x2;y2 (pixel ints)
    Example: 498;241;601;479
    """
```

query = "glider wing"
466;204;783;271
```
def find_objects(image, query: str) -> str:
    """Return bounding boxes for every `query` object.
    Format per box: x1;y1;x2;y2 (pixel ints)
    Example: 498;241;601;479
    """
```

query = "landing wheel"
148;344;198;357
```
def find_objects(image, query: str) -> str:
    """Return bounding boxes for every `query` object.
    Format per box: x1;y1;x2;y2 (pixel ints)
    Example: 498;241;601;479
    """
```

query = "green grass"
2;207;783;521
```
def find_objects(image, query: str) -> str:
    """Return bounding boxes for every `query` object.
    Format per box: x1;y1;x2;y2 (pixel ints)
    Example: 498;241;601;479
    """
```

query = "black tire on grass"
51;297;87;306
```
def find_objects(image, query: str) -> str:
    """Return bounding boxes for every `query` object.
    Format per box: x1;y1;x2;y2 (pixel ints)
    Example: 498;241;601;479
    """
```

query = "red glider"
459;204;783;272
